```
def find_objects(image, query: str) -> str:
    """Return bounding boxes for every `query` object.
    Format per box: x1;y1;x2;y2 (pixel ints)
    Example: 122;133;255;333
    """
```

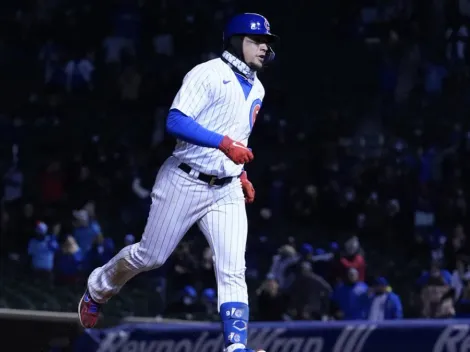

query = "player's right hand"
218;135;254;164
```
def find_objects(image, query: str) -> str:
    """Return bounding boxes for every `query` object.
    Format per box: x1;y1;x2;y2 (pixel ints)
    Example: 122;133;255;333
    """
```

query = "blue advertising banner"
75;319;470;352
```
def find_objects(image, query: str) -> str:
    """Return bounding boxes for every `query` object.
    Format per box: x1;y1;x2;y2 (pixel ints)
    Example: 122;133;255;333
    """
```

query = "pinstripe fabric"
171;58;265;178
88;57;263;321
198;179;248;306
88;156;248;306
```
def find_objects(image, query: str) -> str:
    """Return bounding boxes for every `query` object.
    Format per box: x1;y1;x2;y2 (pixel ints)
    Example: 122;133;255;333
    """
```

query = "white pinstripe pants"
88;156;249;308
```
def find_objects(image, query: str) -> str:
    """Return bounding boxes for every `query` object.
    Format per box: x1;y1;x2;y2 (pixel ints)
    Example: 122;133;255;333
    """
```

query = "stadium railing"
2;308;470;352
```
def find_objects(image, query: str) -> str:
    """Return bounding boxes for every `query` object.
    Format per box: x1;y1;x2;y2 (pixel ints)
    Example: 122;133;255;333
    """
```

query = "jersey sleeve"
170;65;214;120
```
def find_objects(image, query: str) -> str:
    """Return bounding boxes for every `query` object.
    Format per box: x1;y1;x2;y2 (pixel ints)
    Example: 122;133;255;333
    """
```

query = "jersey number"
249;99;262;130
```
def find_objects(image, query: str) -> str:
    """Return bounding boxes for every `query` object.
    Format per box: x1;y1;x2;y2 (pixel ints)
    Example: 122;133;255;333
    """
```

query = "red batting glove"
218;136;254;165
240;171;255;203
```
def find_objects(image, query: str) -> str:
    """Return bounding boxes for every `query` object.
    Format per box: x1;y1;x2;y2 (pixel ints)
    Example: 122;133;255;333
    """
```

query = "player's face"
242;36;269;70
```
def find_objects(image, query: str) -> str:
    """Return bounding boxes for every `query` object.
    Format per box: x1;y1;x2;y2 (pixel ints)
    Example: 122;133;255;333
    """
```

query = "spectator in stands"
102;29;136;66
266;244;299;292
455;274;470;318
84;234;115;274
283;243;315;285
339;236;366;281
200;288;218;321
72;209;98;253
55;235;84;285
257;279;286;321
289;184;319;224
417;261;452;287
331;268;368;320
64;50;95;94
152;18;174;57
419;262;455;318
445;24;468;64
164;285;205;320
423;57;448;99
365;277;403;320
83;201;102;237
27;221;59;282
2;160;23;212
44;52;67;93
287;261;332;320
451;255;470;301
38;38;61;84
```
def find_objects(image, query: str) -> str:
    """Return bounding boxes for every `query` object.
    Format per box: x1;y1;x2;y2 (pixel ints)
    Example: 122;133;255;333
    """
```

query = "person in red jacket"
339;236;366;281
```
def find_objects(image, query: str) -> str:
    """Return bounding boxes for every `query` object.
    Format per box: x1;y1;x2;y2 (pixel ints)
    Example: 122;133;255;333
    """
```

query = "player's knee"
217;267;246;284
134;243;166;270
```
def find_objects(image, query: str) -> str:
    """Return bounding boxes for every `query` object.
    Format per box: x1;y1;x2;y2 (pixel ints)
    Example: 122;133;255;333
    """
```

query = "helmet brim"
228;33;279;43
249;33;279;44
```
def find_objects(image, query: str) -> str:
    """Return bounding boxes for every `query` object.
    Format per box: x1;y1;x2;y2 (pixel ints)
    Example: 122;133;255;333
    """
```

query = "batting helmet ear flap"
225;36;244;60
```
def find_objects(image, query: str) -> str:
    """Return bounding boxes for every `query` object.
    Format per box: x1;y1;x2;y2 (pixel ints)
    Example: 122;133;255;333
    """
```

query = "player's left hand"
240;171;255;203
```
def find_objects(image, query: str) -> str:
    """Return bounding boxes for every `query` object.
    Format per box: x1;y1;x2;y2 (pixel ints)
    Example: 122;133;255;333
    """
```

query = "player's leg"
198;184;259;352
79;157;210;328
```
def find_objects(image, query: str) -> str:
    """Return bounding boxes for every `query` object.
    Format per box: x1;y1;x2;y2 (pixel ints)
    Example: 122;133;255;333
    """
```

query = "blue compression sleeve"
166;109;224;148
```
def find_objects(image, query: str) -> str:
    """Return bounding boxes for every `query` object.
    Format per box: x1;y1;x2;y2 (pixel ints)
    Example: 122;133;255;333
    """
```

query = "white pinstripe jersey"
170;58;265;178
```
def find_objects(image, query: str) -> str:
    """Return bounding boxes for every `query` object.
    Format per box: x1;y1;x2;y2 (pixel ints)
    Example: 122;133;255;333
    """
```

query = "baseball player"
79;13;278;352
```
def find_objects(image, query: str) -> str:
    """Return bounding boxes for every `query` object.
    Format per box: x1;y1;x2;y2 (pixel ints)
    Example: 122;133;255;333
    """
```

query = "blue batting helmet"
223;13;278;62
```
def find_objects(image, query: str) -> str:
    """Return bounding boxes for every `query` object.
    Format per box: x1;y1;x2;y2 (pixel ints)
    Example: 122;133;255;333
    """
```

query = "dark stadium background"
1;0;470;350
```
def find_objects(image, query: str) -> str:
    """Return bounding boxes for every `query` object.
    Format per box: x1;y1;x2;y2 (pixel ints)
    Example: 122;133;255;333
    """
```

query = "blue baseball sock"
220;302;249;347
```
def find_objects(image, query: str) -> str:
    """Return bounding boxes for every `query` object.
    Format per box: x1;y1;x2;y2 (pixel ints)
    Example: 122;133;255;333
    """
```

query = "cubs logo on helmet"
264;19;270;31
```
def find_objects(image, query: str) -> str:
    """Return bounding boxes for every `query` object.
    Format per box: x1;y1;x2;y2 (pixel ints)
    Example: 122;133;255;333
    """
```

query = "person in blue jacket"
365;277;403;320
331;268;368;320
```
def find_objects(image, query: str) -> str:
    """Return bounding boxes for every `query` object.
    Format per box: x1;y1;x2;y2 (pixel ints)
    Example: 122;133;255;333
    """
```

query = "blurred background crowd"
1;0;470;323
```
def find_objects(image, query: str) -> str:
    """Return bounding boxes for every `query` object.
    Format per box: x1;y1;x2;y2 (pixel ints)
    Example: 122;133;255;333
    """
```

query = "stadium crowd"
1;0;470;323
